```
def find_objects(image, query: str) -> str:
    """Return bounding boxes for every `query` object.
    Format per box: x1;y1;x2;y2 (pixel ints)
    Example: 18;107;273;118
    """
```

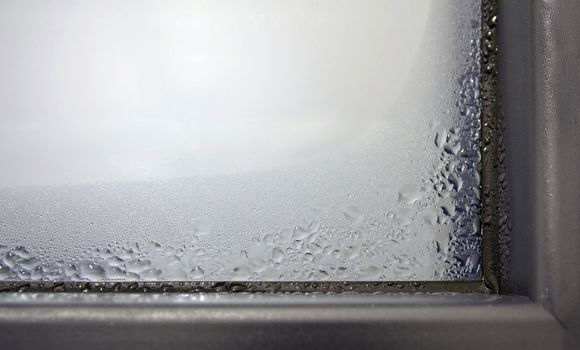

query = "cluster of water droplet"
401;30;483;280
437;34;482;279
0;243;160;281
224;205;424;281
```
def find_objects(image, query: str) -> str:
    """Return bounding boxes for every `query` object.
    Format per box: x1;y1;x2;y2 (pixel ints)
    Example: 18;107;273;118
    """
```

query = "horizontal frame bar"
0;293;563;350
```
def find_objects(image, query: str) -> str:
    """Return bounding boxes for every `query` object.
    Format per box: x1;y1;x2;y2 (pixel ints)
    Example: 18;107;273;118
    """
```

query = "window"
0;0;483;283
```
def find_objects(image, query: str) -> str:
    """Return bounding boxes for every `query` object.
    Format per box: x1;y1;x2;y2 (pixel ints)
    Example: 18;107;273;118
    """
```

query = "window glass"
0;0;481;281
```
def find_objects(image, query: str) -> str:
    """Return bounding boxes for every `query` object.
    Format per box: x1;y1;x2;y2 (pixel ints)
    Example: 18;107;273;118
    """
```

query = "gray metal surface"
0;294;564;350
499;0;580;347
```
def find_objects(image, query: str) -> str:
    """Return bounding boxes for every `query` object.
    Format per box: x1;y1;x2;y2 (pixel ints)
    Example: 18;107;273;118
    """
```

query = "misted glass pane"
0;0;481;281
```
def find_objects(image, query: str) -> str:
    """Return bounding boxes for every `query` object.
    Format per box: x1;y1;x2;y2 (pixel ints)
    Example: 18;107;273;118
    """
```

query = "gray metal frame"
0;0;579;348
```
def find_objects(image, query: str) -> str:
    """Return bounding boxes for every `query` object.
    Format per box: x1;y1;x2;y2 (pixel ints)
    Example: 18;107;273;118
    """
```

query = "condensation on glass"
0;0;481;282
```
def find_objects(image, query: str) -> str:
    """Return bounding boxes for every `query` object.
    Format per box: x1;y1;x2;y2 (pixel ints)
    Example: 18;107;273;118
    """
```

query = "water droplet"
342;206;364;223
292;226;309;240
397;184;425;204
271;248;284;263
78;262;106;281
191;266;205;279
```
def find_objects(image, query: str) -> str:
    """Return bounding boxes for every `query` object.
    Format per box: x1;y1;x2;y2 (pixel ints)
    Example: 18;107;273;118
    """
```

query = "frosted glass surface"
0;0;482;281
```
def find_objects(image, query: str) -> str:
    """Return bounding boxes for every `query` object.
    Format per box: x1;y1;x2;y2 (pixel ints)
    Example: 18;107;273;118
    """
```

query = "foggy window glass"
0;0;481;282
